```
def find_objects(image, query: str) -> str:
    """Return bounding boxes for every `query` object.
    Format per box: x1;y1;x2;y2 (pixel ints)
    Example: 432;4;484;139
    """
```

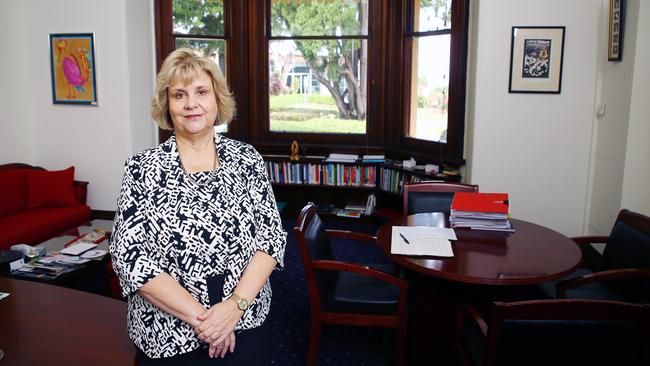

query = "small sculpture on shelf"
290;140;300;161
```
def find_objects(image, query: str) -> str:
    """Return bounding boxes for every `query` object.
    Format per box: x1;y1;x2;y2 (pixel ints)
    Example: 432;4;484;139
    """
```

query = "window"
155;0;469;166
395;0;469;165
407;1;451;143
268;0;369;135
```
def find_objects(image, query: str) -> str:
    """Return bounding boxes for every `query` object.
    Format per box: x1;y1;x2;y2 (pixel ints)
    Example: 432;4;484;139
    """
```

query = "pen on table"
399;233;410;244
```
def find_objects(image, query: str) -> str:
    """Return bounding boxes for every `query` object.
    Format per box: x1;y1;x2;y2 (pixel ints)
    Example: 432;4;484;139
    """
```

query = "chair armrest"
73;180;89;205
325;229;377;243
570;236;609;246
456;303;488;338
312;259;409;290
556;268;650;298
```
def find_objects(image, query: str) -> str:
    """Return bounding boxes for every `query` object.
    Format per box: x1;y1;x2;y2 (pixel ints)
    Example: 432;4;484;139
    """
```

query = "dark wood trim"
154;0;173;73
269;35;369;40
173;34;227;40
154;0;470;164
390;0;469;166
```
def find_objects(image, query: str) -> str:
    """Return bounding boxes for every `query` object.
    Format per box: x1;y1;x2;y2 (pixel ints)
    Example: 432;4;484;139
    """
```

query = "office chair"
456;299;650;366
539;209;650;303
403;181;479;215
294;203;409;366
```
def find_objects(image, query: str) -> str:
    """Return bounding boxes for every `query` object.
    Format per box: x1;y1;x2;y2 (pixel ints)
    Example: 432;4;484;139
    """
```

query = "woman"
109;48;286;365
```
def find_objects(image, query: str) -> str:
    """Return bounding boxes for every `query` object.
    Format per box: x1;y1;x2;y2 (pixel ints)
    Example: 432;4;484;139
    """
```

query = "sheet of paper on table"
391;226;456;257
0;292;9;301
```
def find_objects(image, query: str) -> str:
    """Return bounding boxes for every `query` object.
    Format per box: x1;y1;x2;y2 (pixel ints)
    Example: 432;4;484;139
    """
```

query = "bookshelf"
264;156;461;218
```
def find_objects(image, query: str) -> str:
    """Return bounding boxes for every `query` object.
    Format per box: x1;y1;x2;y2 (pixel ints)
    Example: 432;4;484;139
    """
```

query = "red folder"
451;192;509;214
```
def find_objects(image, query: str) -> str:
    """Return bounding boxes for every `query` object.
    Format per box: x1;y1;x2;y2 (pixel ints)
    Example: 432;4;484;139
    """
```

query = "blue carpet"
267;217;396;366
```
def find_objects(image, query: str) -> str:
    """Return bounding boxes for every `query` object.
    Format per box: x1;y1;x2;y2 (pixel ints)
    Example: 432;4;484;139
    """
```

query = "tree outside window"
269;0;368;135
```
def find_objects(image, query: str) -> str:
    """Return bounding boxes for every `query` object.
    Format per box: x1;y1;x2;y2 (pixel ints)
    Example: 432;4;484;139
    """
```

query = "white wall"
586;0;639;235
621;0;650;215
0;0;156;210
467;0;601;235
0;1;33;164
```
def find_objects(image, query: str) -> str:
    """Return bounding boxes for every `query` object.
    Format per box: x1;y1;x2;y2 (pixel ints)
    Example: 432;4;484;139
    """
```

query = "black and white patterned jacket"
109;131;286;358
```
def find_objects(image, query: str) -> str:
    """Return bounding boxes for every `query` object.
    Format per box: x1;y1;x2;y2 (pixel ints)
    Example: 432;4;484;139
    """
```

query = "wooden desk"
376;213;582;365
377;213;582;285
0;278;135;366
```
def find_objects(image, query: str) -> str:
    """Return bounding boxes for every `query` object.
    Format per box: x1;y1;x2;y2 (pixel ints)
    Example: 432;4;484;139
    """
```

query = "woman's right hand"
208;331;236;358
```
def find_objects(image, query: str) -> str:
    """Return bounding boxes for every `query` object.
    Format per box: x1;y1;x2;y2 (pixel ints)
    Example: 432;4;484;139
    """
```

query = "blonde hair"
151;48;236;130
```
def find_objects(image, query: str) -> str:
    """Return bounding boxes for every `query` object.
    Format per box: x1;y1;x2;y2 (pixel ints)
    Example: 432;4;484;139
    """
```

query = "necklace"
180;148;219;187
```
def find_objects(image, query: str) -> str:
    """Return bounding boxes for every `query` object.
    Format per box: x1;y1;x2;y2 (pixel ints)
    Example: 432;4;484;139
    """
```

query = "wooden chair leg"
307;317;322;366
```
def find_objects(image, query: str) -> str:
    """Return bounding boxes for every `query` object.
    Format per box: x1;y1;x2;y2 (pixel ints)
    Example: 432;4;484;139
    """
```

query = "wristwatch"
228;293;249;311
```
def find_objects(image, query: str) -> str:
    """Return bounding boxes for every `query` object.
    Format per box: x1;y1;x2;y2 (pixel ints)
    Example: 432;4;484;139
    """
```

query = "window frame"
249;0;382;151
154;0;469;166
384;0;469;166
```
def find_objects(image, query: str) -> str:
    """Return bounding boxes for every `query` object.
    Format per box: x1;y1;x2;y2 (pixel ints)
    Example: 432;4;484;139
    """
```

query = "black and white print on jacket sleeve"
109;130;287;358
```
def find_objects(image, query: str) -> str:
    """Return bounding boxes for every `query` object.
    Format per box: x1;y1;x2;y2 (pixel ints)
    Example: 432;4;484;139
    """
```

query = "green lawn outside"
269;93;365;134
270;118;366;134
270;94;336;110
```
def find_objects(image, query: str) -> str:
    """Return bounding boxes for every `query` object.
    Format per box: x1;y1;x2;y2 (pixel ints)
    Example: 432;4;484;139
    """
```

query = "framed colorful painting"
508;26;565;94
49;33;98;105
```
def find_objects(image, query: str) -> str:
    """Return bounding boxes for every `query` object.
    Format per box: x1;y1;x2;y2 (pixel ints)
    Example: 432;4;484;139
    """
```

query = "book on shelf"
362;154;385;163
365;193;376;215
336;209;362;218
344;204;366;212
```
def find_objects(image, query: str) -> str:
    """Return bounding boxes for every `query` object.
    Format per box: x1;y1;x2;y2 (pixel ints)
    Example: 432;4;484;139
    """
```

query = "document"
59;242;97;256
390;226;456;257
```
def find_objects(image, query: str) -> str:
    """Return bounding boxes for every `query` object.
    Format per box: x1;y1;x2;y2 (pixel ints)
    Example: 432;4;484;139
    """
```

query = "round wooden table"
0;278;135;366
377;213;582;365
377;213;582;285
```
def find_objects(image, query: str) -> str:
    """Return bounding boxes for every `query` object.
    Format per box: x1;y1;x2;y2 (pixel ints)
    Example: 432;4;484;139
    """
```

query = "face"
167;70;219;137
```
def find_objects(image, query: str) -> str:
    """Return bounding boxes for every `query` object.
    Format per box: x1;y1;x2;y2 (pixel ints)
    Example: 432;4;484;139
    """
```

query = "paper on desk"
391;226;455;257
59;242;97;256
0;292;9;301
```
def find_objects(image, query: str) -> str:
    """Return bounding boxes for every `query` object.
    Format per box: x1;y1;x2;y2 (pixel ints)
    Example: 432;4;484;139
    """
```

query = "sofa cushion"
26;166;77;209
0;169;28;217
0;205;91;249
33;205;91;238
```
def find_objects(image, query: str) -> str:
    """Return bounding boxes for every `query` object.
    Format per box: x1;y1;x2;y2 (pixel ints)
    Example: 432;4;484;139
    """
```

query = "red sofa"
0;163;91;250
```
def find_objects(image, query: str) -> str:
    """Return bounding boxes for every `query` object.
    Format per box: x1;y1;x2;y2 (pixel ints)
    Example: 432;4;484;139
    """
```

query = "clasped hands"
193;299;244;358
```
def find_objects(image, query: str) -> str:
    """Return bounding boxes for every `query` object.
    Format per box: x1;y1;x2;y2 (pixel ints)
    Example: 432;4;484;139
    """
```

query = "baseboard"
92;210;116;220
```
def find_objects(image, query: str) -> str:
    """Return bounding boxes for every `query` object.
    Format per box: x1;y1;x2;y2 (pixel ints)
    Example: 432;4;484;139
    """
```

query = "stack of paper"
450;192;514;232
325;153;359;163
391;226;456;257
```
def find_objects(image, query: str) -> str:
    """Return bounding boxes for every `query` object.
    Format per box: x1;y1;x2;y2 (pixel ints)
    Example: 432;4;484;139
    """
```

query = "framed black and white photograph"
608;0;624;61
509;26;565;94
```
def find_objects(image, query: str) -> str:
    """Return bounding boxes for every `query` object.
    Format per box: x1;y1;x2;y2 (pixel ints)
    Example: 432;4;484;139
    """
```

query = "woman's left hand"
208;331;236;358
195;300;243;345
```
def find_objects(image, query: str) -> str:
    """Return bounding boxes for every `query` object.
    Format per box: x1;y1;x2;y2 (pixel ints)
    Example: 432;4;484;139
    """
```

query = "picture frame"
508;26;565;94
49;33;98;105
608;0;624;61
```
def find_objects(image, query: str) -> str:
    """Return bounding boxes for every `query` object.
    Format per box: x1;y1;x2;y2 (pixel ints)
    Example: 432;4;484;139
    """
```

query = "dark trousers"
136;274;272;365
136;322;271;365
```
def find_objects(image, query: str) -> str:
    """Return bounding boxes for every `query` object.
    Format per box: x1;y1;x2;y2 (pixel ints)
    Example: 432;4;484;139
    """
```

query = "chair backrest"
403;181;479;214
294;203;337;306
483;299;650;366
602;209;650;270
